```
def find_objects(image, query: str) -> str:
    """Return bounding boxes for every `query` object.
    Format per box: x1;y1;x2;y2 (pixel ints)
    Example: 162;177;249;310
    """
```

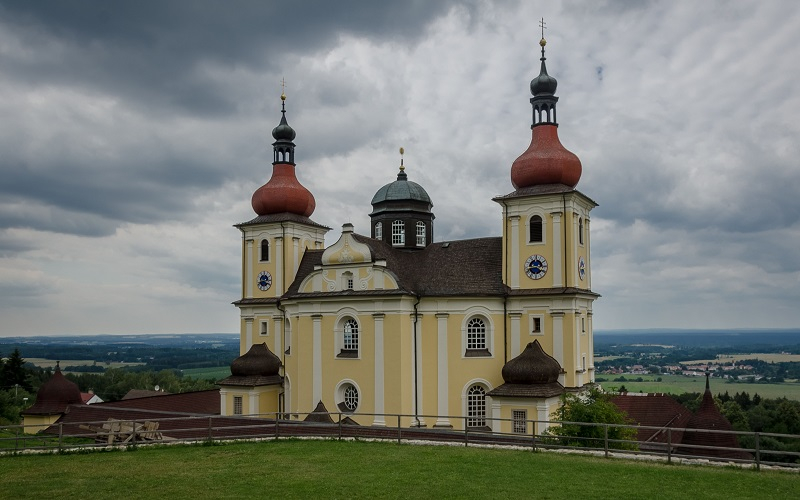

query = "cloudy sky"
1;0;798;336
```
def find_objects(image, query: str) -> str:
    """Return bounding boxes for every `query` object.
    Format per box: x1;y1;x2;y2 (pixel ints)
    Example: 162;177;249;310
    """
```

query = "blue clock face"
257;271;272;291
578;256;586;281
524;254;548;280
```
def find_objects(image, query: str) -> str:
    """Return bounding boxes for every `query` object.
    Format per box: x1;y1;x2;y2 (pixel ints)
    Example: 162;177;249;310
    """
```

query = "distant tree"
546;389;637;450
618;385;628;393
1;349;31;391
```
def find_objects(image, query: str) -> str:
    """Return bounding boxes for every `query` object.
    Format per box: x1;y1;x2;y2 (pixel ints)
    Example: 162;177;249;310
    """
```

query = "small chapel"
219;35;598;433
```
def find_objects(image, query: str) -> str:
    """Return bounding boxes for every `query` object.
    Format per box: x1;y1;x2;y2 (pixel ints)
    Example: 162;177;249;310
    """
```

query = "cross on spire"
539;17;547;39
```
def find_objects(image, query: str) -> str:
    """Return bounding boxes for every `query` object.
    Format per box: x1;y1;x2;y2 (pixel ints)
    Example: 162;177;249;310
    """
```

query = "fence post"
464;417;469;447
208;417;213;442
58;423;63;453
338;414;342;441
531;421;537;452
275;415;280;439
604;424;609;458
667;428;672;464
397;415;402;445
132;420;136;446
754;432;760;471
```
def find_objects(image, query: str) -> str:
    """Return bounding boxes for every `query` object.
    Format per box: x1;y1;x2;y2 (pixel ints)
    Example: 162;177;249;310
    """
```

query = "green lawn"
597;374;800;400
1;440;798;499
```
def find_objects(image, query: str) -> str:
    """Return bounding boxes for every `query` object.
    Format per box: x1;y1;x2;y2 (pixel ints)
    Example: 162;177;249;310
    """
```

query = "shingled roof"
284;235;507;298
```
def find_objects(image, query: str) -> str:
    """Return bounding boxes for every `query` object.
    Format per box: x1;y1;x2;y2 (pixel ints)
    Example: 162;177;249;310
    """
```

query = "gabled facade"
221;36;598;433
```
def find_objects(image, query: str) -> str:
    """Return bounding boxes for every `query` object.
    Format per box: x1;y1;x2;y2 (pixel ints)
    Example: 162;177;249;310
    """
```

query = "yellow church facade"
220;37;598;434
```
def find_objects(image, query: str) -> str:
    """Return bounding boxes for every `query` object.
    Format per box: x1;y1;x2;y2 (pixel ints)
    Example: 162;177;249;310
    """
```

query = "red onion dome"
510;125;582;189
251;164;316;216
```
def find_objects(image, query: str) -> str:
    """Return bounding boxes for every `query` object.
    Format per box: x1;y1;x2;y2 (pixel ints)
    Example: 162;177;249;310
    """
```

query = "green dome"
371;169;432;205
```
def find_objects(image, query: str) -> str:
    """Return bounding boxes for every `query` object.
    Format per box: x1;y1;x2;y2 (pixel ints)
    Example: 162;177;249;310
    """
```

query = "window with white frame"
529;215;543;243
233;396;243;415
347;278;354;290
530;315;543;334
466;385;487;428
416;221;426;246
375;222;382;240
260;321;268;336
337;381;359;413
392;220;405;245
466;317;486;349
338;317;359;357
260;239;269;261
512;410;527;434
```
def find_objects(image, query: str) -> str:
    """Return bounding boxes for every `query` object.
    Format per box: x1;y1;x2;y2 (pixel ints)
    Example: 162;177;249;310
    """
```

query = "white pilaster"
273;315;283;358
435;313;451;428
245;239;254;298
537;402;550;433
551;212;563;287
585;218;592;290
312;314;322;406
249;390;258;416
244;318;253;352
292;236;300;276
373;313;386;426
510;312;522;358
219;389;227;416
413;313;425;427
275;236;284;294
552;312;565;386
491;402;501;433
510;216;520;289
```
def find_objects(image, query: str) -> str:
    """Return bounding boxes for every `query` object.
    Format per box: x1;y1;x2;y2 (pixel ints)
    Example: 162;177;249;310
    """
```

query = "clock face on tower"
257;271;272;291
578;256;586;281
524;254;548;280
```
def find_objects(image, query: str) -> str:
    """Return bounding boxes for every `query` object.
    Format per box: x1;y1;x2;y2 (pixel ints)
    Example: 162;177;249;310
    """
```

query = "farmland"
596;374;800;400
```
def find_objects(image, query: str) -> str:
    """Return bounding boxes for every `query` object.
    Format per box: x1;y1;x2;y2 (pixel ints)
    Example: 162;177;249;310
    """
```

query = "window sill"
337;350;359;359
464;349;491;358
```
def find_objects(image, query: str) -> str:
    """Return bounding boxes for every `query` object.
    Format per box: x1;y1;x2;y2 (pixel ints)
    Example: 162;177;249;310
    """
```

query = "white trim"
460;307;495;358
373;313;385;426
259;320;269;336
435;313;450;427
335;379;361;414
529;313;544;336
219;388;228;416
244;318;253;352
283;373;291;416
274;236;283;294
248;390;258;416
334;309;361;359
293;236;300;276
412;312;425;427
312;315;322;406
259;238;271;263
245;239;254;298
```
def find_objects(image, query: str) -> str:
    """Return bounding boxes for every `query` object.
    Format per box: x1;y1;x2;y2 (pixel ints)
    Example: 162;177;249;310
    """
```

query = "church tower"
234;92;329;356
494;33;598;389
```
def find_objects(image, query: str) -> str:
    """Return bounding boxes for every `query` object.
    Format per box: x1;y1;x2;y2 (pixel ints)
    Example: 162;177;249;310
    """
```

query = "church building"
219;36;598;434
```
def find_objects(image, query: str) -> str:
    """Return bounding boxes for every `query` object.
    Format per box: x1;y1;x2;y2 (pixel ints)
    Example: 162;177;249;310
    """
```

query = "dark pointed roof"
304;401;335;423
22;363;84;416
680;375;752;460
530;38;558;96
217;343;283;387
488;340;565;398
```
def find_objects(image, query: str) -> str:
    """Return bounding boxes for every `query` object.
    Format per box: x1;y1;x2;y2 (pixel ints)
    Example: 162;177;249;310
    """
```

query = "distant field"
685;353;800;364
1;440;797;499
596;374;800;400
181;367;230;381
25;358;144;370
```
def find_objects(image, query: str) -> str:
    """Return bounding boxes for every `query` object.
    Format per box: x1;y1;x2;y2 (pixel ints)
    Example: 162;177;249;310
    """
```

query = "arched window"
466;317;486;351
416;221;426;246
375;222;382;240
392;220;405;245
337;382;359;413
260;239;269;261
467;385;486;428
338;318;359;357
579;217;584;245
529;215;543;243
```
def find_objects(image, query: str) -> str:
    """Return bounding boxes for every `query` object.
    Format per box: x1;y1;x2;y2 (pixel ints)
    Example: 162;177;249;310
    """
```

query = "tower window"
529;215;543;243
392;220;405;245
260;321;268;336
375;222;382;240
416;221;426;246
347;278;354;290
260;239;269;261
467;385;487;428
579;217;584;245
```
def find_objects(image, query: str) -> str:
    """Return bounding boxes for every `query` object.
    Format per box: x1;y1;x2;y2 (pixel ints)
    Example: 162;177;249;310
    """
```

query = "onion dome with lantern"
251;92;316;218
509;34;582;191
369;148;434;249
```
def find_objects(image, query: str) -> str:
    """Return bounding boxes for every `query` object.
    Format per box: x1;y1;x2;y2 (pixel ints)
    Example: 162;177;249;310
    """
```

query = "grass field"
1;440;797;499
597;374;800;400
180;366;231;381
25;358;144;370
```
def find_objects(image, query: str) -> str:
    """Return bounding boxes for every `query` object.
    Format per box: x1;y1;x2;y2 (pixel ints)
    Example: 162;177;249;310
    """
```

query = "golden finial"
399;147;405;171
280;77;287;101
539;17;547;46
